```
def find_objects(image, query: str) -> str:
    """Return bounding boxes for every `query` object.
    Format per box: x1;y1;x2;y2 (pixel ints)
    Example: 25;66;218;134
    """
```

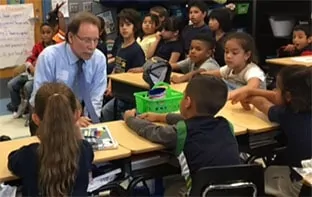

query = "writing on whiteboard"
0;4;34;69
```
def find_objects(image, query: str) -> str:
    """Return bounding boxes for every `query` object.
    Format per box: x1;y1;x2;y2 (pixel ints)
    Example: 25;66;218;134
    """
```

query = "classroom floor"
0;115;29;139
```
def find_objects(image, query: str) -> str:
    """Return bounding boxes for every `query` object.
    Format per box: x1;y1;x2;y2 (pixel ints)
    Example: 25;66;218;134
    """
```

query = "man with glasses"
29;12;107;135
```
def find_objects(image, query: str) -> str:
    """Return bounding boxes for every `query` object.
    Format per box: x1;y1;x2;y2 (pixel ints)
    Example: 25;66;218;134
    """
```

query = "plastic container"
269;16;295;38
134;82;183;114
236;3;249;15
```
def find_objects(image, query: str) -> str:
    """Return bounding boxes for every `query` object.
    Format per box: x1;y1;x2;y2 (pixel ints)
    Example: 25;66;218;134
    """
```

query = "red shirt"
26;42;45;66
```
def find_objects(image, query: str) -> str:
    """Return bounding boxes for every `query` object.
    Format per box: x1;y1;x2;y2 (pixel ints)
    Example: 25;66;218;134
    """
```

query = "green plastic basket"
236;3;250;15
134;82;183;114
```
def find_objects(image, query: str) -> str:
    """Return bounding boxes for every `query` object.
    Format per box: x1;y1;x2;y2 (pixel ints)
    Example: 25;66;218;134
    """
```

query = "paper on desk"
293;158;312;184
87;168;121;192
291;56;312;63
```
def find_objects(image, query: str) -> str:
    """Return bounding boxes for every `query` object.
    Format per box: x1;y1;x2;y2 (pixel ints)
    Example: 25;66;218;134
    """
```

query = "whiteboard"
0;4;35;69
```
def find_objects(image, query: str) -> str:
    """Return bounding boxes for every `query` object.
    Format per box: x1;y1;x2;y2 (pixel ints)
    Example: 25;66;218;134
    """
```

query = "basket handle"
152;82;171;90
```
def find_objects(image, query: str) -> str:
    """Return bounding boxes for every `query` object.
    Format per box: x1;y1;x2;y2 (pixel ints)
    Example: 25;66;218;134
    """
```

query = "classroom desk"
218;102;279;133
0;136;131;182
97;120;247;155
265;56;312;67
98;120;164;154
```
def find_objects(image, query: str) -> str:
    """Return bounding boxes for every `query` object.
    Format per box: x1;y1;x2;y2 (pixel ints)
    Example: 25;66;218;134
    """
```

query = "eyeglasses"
75;34;99;45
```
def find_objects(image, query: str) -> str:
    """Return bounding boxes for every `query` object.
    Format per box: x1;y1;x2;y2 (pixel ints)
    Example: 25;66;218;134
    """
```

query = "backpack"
142;57;172;88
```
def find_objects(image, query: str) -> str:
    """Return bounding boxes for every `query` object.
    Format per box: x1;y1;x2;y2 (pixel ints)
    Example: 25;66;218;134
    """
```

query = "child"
7;23;55;118
47;2;66;43
170;34;220;83
8;83;94;197
208;7;233;66
146;16;184;63
124;74;240;195
182;1;212;55
97;16;108;57
201;32;266;99
278;24;312;57
228;66;311;196
137;13;159;57
150;6;169;31
101;8;145;122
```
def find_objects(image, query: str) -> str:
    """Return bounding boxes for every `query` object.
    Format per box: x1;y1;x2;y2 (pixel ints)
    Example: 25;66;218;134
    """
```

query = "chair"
190;164;264;197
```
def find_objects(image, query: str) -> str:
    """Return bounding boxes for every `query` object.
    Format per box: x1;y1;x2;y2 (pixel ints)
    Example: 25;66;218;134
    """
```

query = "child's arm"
229;88;278;105
124;110;178;149
171;69;203;84
249;96;274;117
168;52;181;64
146;32;161;59
200;69;222;78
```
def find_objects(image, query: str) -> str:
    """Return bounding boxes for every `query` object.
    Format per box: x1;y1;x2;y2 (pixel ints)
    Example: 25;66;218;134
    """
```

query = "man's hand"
77;116;92;127
138;112;162;122
170;75;182;84
124;109;136;121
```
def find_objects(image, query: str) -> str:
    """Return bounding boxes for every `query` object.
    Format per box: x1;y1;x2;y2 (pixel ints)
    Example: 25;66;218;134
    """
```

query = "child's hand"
228;88;252;104
28;65;35;75
240;100;252;111
170;75;182;84
105;87;113;97
128;67;144;73
283;44;295;52
156;31;162;40
138;112;161;122
124;109;136;121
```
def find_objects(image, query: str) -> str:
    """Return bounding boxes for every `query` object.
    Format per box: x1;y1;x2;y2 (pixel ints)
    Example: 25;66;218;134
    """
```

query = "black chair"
190;164;264;197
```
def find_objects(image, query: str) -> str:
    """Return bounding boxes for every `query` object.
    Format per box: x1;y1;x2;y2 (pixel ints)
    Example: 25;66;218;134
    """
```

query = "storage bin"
269;16;295;37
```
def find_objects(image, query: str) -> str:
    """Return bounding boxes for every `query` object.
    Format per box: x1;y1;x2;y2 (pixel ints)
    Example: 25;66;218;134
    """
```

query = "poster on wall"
97;10;115;34
7;0;21;4
51;0;69;17
0;3;35;69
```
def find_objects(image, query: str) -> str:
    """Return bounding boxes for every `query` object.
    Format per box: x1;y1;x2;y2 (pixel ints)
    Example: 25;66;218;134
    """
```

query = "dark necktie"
77;59;100;123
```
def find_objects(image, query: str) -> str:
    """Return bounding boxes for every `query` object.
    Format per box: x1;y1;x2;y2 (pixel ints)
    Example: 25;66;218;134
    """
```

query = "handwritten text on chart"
0;4;34;68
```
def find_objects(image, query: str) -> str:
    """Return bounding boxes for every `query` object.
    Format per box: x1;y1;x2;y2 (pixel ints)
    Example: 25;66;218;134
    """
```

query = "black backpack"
142;57;172;88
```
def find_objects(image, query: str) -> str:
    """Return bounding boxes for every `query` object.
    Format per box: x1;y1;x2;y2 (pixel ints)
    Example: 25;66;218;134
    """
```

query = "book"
81;125;118;151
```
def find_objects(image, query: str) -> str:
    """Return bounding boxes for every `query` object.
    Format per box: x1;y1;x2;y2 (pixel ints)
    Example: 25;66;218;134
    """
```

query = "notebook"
81;125;118;151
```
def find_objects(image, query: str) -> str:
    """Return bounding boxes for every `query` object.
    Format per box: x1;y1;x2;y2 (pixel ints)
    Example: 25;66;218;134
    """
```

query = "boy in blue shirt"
124;74;240;195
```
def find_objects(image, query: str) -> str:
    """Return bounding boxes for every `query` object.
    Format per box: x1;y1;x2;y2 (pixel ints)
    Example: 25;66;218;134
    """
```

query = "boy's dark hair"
188;0;208;13
224;32;258;64
117;8;141;38
192;33;216;50
209;8;232;32
163;16;184;33
150;6;169;18
278;66;312;113
185;74;228;115
293;24;311;37
144;13;160;28
97;16;107;41
65;12;101;42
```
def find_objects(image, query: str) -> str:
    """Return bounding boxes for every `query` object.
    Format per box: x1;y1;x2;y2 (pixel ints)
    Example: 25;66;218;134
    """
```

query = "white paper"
0;4;35;69
87;168;121;192
291;56;312;63
51;0;69;18
97;11;115;34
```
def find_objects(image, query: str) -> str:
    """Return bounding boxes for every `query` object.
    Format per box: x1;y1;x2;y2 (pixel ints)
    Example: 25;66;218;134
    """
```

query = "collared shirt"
30;42;107;117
